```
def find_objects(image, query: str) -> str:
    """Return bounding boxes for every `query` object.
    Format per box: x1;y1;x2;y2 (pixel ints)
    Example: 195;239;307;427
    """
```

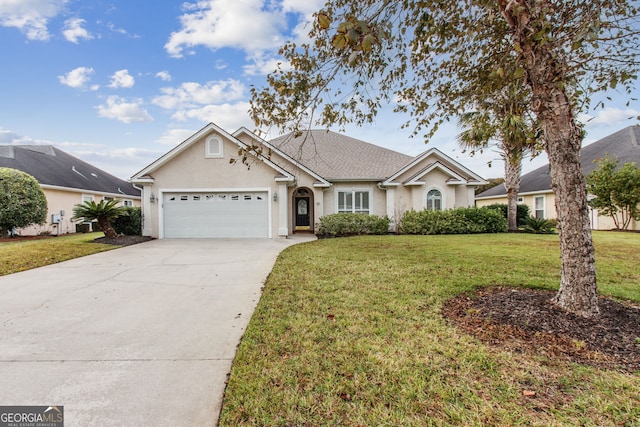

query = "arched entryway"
293;187;314;233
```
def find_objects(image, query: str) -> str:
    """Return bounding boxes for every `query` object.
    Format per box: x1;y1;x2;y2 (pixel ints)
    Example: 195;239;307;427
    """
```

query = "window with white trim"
534;196;545;219
337;190;370;214
122;200;133;206
82;194;94;204
205;135;223;158
426;189;442;211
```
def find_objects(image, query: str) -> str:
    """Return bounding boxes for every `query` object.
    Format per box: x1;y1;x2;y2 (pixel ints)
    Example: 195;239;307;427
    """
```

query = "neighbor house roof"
268;130;413;180
476;125;640;199
0;145;140;197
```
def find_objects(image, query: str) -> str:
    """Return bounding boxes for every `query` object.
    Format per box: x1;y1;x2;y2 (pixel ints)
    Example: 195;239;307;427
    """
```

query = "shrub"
112;207;142;236
483;203;530;226
0;167;47;237
316;213;390;237
399;207;507;235
521;216;556;234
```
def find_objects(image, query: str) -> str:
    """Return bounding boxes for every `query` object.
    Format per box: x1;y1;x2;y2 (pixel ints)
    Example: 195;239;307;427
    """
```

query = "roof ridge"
629;125;639;147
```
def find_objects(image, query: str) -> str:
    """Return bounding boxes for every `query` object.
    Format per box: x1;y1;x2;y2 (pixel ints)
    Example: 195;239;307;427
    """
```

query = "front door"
295;197;311;230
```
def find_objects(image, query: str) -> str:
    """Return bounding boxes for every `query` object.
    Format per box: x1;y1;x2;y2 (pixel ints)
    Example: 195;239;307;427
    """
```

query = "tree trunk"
543;112;599;317
503;150;522;232
501;0;599;317
98;218;117;238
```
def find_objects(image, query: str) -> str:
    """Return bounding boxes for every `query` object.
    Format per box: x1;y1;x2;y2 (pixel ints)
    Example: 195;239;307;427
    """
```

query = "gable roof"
0;145;140;197
383;147;487;186
131;122;296;182
132;122;486;187
232;127;331;187
268;130;413;180
476;125;640;198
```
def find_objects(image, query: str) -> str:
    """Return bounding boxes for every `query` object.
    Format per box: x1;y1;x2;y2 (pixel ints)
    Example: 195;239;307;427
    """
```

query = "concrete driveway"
0;237;314;426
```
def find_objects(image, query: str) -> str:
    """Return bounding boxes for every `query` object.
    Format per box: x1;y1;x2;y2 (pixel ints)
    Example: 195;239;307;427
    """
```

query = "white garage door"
163;192;269;238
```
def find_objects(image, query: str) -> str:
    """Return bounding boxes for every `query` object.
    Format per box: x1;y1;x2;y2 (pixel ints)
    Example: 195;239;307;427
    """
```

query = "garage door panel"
163;192;269;238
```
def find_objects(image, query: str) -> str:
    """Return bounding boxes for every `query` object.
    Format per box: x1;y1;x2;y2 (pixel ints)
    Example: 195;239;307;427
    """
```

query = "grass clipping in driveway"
219;233;640;426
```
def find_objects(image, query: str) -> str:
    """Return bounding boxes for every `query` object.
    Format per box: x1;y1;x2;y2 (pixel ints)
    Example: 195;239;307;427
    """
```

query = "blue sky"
1;0;638;180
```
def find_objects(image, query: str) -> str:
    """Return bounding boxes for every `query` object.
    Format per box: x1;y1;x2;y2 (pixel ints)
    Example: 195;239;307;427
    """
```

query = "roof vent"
72;166;88;179
91;173;98;178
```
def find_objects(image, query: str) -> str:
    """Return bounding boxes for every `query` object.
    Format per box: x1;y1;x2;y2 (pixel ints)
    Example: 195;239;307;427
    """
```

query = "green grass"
0;232;117;275
219;232;640;426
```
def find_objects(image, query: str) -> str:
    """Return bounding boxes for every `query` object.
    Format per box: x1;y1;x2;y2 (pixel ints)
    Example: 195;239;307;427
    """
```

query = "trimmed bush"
483;203;530;226
112;207;142;236
316;213;390;237
399;207;507;235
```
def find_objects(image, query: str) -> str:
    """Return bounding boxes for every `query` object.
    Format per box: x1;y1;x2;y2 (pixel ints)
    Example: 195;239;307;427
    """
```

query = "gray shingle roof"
268;130;413;180
0;145;140;197
476;125;640;198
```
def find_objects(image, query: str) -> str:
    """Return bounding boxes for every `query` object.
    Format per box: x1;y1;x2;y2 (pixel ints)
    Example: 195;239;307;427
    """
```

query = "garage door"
163;192;269;238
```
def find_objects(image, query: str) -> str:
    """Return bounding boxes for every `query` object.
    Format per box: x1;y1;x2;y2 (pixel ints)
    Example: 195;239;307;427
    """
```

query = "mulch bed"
0;235;56;242
442;287;640;373
93;235;155;246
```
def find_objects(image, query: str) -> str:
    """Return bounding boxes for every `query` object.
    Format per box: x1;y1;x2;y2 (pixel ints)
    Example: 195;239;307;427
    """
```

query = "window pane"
427;189;442;211
353;191;370;214
345;192;353;211
535;196;544;219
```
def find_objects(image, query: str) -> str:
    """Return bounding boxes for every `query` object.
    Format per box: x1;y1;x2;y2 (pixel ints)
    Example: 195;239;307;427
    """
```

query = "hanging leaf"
317;13;331;30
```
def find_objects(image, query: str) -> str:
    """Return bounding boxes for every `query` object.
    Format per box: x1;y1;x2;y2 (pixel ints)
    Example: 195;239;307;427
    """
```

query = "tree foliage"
252;1;639;137
0;167;48;237
251;0;640;318
587;156;640;230
457;82;541;231
72;199;128;238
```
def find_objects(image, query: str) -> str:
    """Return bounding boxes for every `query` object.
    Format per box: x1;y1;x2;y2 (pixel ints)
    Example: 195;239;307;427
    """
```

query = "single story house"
475;125;640;230
131;122;487;239
0;145;141;236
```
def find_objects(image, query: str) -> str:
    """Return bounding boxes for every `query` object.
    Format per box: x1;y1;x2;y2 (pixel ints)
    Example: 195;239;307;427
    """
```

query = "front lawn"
219;232;640;426
0;232;117;276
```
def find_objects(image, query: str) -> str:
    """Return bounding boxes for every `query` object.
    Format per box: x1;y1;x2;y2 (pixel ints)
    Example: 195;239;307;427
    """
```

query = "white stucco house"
131;123;487;238
0;145;141;236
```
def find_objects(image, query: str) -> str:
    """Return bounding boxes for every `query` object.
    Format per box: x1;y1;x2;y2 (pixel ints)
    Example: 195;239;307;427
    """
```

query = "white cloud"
0;0;67;40
155;128;196;145
96;96;153;123
172;102;252;130
58;66;97;90
579;107;640;127
243;53;290;76
280;0;325;15
164;0;287;58
155;70;172;82
152;79;245;110
108;69;135;88
62;17;92;43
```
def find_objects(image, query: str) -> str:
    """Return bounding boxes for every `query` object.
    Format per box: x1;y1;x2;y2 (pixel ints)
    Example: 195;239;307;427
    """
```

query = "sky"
1;0;638;181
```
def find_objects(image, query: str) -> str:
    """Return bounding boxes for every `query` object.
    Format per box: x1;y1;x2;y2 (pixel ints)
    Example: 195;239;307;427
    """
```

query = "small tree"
72;199;128;238
587;157;640;230
0;167;47;237
457;83;540;231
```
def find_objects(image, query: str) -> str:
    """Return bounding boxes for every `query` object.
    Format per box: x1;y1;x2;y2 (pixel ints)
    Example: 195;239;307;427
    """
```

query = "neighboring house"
475;125;640;230
131;122;486;239
0;145;141;236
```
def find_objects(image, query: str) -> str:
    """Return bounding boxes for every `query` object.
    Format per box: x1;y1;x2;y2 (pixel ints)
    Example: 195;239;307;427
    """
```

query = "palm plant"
457;83;540;232
72;199;128;238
